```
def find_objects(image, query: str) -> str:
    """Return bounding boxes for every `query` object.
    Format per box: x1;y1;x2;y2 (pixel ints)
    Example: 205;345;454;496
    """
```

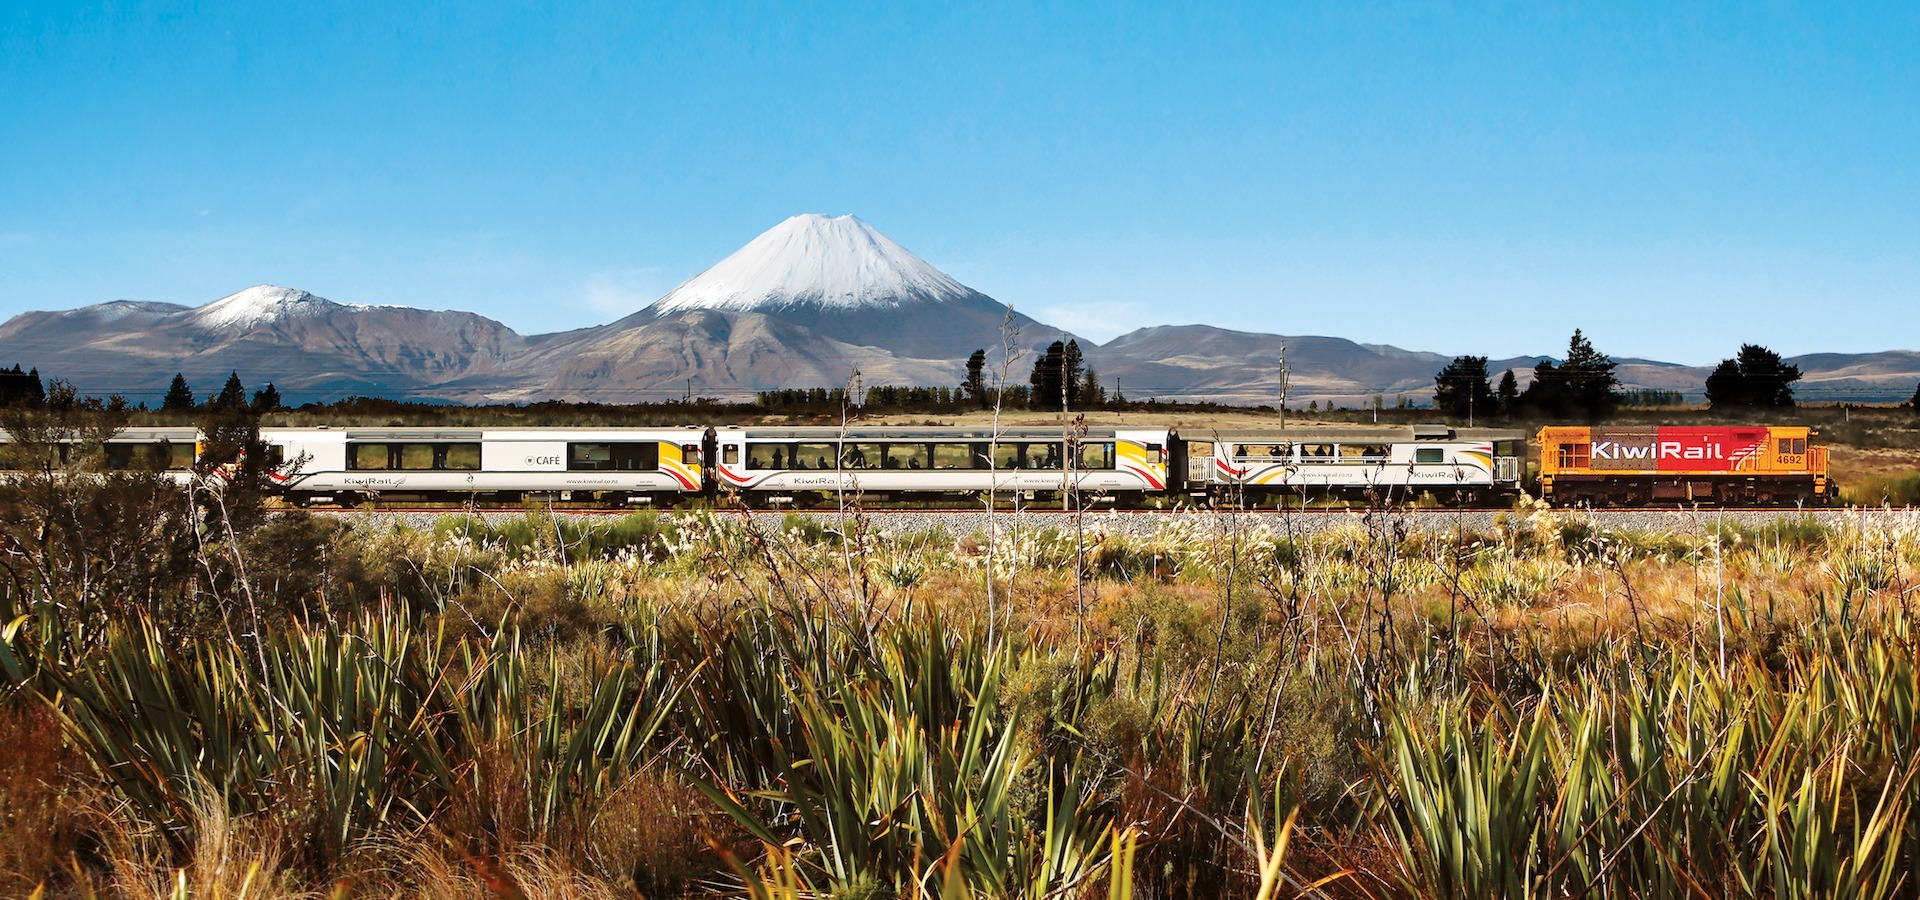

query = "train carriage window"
570;443;611;470
443;443;481;470
747;443;779;470
348;443;390;470
1298;443;1334;460
795;443;835;470
613;443;656;471
884;443;931;470
104;444;144;470
1079;442;1115;469
1414;448;1445;464
681;444;702;468
398;444;437;470
840;443;880;469
1557;443;1592;468
992;442;1023;470
1340;444;1389;462
932;443;976;470
722;445;739;466
1022;442;1061;469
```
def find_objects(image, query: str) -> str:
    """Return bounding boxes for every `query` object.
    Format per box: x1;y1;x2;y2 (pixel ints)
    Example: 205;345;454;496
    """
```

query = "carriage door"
1187;441;1215;485
712;431;741;494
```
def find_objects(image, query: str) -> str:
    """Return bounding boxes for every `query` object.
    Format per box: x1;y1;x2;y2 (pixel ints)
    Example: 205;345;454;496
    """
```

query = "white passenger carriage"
1;426;200;485
710;426;1171;506
262;427;709;505
1172;426;1525;505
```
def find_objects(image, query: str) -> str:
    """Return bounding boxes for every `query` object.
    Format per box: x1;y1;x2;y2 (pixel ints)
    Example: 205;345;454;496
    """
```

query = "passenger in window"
771;448;785;468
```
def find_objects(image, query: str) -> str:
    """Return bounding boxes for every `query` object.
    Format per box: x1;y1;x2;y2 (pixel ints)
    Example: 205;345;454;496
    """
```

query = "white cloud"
576;267;670;316
1031;300;1158;343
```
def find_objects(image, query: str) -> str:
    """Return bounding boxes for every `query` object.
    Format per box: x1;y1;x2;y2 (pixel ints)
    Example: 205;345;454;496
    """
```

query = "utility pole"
1061;347;1070;511
1277;342;1290;429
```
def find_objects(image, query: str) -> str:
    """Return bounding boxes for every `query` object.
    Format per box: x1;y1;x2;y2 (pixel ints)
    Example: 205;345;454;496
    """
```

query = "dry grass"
8;503;1920;897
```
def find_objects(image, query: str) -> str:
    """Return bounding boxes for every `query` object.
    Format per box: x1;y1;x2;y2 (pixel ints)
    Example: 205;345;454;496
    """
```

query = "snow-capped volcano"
649;214;974;313
185;284;362;329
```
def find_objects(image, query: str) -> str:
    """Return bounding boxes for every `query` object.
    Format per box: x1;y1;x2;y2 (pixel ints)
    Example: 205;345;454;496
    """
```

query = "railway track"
313;504;1919;538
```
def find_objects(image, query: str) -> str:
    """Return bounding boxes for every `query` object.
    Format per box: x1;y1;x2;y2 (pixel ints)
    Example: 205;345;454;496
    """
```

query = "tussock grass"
4;503;1920;896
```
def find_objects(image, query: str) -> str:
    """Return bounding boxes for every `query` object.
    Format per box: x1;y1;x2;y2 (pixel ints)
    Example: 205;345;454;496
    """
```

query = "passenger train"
0;421;1835;508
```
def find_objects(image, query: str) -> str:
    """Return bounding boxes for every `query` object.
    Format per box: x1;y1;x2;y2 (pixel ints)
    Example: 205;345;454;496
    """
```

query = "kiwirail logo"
1586;429;1768;472
1592;440;1728;462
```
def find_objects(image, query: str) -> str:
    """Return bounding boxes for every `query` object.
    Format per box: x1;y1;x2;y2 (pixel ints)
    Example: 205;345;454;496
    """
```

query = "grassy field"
4;483;1920;897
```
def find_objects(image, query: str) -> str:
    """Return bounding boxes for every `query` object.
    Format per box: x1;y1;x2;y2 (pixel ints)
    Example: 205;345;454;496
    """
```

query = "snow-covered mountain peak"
187;285;360;329
649;214;976;314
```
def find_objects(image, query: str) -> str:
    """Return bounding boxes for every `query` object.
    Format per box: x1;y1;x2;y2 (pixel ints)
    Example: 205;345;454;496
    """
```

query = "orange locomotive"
1537;426;1833;506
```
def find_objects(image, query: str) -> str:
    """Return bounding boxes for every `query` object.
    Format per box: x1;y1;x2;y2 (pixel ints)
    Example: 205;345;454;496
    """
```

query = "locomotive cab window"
1778;438;1807;456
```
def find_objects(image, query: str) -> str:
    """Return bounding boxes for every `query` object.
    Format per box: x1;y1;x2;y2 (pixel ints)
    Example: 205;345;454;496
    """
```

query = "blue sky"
2;1;1915;364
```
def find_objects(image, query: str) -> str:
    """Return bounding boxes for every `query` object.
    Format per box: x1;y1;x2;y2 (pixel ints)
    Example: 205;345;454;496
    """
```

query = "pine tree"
1029;341;1065;410
1705;344;1801;411
1909;381;1920;414
198;373;271;533
1561;329;1621;419
963;349;988;409
161;373;195;412
1433;356;1497;422
1079;366;1105;408
1522;330;1620;420
0;364;44;407
252;382;282;412
1062;340;1086;408
213;372;246;411
1496;370;1519;416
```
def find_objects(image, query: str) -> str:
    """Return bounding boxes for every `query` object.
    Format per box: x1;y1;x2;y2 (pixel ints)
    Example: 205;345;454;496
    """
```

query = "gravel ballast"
320;506;1920;538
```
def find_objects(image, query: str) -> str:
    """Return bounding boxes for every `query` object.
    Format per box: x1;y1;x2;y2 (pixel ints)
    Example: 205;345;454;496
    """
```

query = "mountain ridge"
1;215;1915;404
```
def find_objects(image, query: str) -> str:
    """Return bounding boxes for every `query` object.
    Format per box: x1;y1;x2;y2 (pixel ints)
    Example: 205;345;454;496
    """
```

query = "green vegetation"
3;461;1920;896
